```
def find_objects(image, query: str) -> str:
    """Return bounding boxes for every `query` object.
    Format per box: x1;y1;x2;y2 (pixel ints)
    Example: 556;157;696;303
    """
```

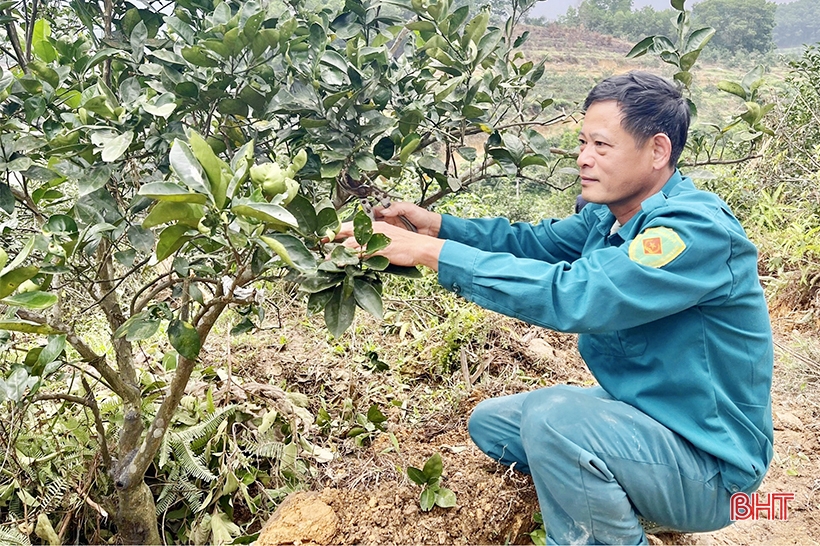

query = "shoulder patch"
628;226;686;268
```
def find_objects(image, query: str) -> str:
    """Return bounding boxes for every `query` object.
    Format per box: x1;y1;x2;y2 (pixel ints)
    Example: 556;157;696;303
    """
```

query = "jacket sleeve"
437;208;593;264
437;207;739;334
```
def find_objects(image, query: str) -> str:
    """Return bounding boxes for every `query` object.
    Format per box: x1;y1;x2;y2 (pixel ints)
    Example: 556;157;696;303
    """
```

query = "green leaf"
0;320;62;334
260;234;316;271
138;182;208;204
407;466;427;485
457;147;476;162
683;27;715;54
44;214;78;235
316;206;340;239
169;140;213;199
626;36;654;58
435;487;456;508
422;453;443;481
353;210;373;246
114;312;160;341
520;155;548;168
353;279;383;319
307;289;334;315
78;165;112;196
0;236;35;277
0;183;14;214
101;130;134;162
324;286;355;338
365;233;390;255
384;264;423;278
28;60;59;88
299;271;344;294
0;291;58;309
1;368;39;402
285;195;319;235
188;131;228;209
130;20;148;62
374;137;395;161
419;487;436;512
32;19;57;62
181;45;220;67
367;403;387;424
399;133;421;163
502;134;526;164
674;70;693;88
417;155;446;174
364;256;390;271
210;511;241;545
329;246;359;268
33;334;66;374
142;201;204;228
167;319;201;360
232;201;299;229
463;10;489;46
156;224;193;261
0;266;39;299
717;80;748;100
671;0;685;11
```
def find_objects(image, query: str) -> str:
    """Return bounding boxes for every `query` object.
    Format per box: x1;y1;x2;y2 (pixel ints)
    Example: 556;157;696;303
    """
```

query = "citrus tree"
0;0;554;542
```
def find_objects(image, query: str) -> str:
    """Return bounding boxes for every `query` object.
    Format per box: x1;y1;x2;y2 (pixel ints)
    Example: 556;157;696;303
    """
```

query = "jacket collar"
592;170;692;240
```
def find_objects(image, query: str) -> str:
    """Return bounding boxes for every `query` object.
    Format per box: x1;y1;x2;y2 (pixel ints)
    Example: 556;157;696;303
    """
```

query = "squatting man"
337;71;773;545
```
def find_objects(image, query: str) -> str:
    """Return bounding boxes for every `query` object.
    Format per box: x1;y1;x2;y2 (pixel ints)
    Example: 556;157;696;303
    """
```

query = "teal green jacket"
437;171;773;493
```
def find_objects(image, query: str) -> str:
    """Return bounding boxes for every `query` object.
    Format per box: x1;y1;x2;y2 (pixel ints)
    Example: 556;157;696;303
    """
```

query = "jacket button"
730;485;740;493
452;282;460;294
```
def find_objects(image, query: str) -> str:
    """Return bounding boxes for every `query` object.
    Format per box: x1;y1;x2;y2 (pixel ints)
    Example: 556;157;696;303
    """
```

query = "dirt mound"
263;427;539;545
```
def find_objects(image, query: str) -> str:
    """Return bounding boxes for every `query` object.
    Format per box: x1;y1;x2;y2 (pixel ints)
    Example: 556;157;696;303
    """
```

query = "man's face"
577;100;667;222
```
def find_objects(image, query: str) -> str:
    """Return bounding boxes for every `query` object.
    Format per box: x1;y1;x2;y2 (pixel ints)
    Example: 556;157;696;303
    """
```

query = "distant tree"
693;0;776;54
773;0;820;48
559;0;673;41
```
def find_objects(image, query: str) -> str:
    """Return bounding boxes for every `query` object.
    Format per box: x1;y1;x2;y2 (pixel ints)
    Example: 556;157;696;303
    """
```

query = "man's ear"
651;133;673;169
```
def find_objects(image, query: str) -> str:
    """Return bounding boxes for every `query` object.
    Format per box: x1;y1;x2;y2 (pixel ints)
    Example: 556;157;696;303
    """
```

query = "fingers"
335;221;354;240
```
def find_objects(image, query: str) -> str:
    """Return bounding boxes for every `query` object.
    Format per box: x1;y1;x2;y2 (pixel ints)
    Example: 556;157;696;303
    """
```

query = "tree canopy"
773;0;820;48
692;0;776;54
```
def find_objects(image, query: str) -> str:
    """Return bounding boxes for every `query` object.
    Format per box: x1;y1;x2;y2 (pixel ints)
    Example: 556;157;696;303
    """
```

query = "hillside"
528;0;800;21
515;23;782;127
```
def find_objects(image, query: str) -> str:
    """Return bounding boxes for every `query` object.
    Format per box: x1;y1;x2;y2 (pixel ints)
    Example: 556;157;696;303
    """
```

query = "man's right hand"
373;202;442;237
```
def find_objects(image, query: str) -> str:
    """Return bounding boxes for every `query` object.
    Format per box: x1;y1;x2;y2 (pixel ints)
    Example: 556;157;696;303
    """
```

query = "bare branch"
2;14;26;70
114;267;254;490
15;309;139;400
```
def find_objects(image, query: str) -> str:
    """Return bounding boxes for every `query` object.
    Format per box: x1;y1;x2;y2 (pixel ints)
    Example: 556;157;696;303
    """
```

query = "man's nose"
577;147;592;168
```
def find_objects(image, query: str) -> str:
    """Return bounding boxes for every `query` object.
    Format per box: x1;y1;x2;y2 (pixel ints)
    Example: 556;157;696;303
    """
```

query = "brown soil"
248;314;820;545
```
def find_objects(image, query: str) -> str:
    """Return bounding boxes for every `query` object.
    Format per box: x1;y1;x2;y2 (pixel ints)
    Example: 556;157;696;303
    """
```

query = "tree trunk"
116;482;161;545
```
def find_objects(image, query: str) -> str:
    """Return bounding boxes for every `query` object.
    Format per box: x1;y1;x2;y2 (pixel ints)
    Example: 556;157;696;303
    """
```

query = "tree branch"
14;309;137;399
2;14;26;70
114;268;254;491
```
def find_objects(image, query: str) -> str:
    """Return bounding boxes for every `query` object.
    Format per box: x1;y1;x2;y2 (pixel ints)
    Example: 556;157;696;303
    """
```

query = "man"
340;71;773;545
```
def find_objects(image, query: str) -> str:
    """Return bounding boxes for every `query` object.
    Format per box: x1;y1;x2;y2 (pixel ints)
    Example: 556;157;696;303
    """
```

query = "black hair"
583;71;690;167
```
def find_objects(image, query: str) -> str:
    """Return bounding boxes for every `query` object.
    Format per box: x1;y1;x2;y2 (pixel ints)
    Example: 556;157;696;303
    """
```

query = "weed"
406;453;457;512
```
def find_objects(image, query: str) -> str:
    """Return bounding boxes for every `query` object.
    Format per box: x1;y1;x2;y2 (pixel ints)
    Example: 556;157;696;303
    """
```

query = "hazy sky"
528;0;797;21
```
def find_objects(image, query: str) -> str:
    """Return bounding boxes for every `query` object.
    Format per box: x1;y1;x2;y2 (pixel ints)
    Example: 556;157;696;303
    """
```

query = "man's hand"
336;219;445;271
372;202;442;237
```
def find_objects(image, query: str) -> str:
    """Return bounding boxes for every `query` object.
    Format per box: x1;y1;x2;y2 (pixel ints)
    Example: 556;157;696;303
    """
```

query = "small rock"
256;491;339;546
775;411;804;431
528;338;556;359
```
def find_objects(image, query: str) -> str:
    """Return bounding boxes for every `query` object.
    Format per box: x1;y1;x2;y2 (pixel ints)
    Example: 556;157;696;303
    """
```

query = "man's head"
583;71;690;168
576;72;690;223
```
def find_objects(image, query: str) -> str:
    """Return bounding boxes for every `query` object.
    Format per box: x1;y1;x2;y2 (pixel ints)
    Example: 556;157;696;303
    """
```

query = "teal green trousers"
468;385;734;545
